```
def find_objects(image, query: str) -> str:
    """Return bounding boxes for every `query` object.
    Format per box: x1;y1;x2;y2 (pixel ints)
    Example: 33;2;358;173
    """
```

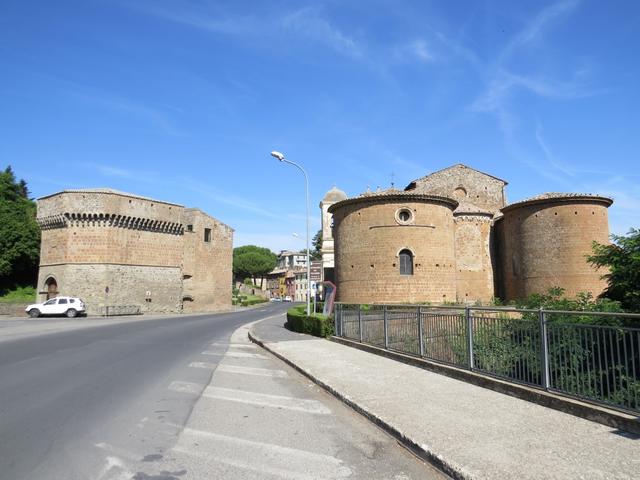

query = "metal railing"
335;303;640;414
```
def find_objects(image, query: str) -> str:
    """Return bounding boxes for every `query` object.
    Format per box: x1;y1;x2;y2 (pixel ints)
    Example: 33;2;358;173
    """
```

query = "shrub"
286;305;334;337
0;285;36;303
240;297;268;307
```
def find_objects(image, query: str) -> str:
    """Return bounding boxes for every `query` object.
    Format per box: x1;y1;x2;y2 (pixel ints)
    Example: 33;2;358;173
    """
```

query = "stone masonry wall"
182;209;233;313
36;264;183;315
332;196;457;304
454;214;494;303
36;189;232;315
407;164;506;213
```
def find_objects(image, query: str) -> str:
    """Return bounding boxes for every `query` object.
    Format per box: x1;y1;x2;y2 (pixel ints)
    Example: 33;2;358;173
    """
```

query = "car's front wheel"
66;309;77;318
28;309;40;318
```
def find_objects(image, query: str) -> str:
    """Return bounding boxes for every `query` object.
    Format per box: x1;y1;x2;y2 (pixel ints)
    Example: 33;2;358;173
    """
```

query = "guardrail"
335;303;640;414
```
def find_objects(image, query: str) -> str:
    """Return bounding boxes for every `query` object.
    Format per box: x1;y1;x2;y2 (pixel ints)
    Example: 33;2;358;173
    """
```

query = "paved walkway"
250;314;640;480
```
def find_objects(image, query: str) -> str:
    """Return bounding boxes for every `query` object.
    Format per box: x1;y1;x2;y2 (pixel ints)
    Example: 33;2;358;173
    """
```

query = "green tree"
0;166;40;292
311;229;322;260
588;229;640;312
232;245;277;287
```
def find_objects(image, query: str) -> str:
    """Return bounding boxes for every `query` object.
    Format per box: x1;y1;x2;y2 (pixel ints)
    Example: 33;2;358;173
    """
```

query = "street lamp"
271;150;311;316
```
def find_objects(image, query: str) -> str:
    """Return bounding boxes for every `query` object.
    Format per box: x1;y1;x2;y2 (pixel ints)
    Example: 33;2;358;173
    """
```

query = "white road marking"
175;428;351;480
168;380;203;395
217;364;287;378
201;350;268;359
210;342;257;350
189;361;218;370
202;386;331;414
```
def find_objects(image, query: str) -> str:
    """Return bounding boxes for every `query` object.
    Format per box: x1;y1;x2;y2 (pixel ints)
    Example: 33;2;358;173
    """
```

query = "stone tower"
36;189;233;315
319;185;347;283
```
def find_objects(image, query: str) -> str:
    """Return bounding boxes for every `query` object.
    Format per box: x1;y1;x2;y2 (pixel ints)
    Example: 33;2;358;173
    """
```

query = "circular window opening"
395;207;414;225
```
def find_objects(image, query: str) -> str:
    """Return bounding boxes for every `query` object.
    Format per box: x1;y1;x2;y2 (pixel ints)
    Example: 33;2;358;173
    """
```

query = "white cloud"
394;39;433;63
281;7;363;58
499;0;581;63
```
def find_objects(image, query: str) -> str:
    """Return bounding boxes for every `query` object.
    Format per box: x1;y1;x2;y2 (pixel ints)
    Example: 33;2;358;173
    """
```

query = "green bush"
286;305;334;337
240;297;268;307
0;285;36;303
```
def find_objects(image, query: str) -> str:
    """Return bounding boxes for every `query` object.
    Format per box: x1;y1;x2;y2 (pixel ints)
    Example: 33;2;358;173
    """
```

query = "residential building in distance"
267;250;309;300
36;189;233;315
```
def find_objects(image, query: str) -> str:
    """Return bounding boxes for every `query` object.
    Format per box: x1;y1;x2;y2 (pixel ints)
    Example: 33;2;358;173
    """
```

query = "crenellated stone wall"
35;189;233;315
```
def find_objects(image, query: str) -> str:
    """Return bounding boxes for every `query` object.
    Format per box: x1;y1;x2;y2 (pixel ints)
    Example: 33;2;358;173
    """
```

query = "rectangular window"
204;228;211;242
187;224;193;232
58;298;68;304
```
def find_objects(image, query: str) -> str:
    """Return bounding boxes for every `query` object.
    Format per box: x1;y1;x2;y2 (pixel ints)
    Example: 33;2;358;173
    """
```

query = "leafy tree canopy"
311;229;322;261
0;166;40;291
232;245;277;286
588;229;640;312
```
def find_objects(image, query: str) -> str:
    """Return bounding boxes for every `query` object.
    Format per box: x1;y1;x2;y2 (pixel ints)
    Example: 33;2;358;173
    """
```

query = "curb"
330;336;640;436
248;329;469;480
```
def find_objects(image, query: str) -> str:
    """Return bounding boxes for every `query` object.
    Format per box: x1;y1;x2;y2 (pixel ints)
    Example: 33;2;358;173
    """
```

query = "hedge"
286;305;333;338
241;297;268;307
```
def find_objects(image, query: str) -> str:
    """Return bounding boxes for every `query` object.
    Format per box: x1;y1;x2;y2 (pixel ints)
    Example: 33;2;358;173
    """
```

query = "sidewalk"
249;314;640;480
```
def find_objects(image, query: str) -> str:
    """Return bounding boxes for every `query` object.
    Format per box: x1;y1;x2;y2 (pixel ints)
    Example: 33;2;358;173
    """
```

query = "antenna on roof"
390;172;395;188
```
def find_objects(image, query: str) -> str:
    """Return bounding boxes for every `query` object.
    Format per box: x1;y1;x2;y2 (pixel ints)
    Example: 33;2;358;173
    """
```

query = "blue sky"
2;0;639;252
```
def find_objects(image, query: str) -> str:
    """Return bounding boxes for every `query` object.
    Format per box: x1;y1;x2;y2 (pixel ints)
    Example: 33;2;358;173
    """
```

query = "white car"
283;296;293;302
25;296;86;318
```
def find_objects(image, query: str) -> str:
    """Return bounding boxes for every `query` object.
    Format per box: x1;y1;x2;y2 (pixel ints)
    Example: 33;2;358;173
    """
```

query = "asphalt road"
0;305;285;479
0;304;443;480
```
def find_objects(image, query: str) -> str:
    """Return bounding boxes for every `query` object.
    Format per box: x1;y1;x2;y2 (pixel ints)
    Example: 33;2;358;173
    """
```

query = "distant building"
323;164;612;304
267;250;309;300
36;189;233;315
319;186;347;284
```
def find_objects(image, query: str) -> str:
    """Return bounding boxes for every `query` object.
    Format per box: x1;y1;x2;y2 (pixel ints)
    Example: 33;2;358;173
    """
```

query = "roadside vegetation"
286;304;333;337
0;166;39;302
232;287;268;307
588;228;640;313
0;285;36;303
232;245;277;288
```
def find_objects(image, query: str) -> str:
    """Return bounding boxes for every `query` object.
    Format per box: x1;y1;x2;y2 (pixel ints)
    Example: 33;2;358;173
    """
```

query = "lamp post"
271;151;311;316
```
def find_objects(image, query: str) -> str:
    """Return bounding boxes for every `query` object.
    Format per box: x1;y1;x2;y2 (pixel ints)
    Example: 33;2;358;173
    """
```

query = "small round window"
395;207;414;225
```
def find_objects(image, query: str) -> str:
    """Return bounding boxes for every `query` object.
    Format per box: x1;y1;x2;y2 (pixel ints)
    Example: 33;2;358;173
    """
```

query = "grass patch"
0;285;36;303
233;294;268;307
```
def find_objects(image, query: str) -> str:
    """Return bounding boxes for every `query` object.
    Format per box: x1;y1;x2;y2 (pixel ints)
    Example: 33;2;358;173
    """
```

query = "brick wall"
498;197;611;301
331;195;457;304
182;209;233;313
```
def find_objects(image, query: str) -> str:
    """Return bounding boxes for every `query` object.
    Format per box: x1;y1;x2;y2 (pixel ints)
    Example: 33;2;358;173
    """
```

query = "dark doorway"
45;277;58;300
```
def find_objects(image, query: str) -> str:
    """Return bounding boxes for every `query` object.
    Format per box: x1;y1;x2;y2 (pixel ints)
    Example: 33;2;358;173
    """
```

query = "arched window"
44;277;58;300
399;249;413;275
